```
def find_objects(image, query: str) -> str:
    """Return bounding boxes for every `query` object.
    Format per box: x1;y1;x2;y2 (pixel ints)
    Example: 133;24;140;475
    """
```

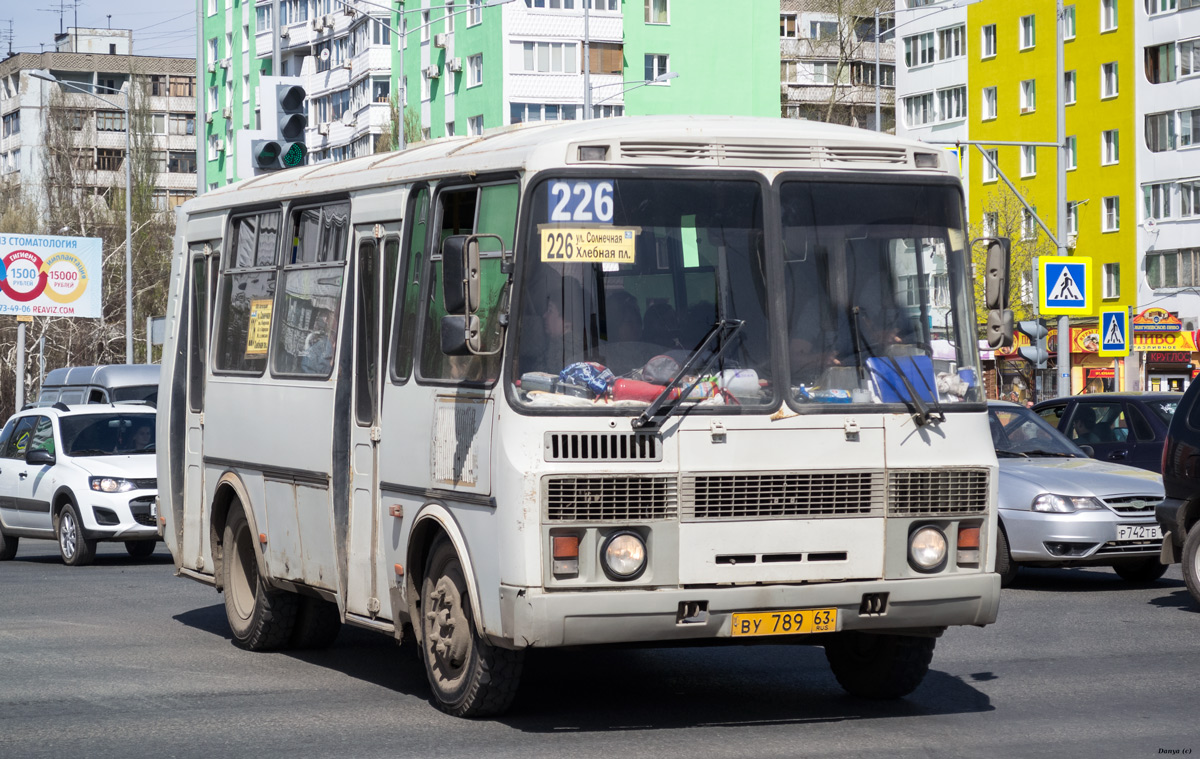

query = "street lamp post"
32;70;133;364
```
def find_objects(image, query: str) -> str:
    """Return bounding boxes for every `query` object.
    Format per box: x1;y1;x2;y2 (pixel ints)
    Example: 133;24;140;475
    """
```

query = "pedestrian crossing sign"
1040;256;1092;315
1098;310;1129;357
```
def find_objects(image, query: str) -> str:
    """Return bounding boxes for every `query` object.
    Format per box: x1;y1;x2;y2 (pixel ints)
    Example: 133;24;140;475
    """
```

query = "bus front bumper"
496;572;1000;649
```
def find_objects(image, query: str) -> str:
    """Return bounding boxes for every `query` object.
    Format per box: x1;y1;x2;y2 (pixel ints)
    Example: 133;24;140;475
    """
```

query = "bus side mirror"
440;235;472;316
982;236;1013;349
441;314;481;356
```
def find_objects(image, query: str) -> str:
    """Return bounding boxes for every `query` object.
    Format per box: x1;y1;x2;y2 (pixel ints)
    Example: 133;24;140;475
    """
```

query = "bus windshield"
514;177;772;409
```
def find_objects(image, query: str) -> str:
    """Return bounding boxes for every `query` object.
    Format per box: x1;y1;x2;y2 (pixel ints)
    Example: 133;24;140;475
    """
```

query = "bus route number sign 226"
548;180;614;223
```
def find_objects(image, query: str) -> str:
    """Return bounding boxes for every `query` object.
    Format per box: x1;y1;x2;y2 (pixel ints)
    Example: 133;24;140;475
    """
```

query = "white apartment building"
1136;0;1200;332
893;0;970;187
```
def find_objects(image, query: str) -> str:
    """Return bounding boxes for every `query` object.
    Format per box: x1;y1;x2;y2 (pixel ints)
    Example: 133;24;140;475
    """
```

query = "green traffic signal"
282;142;307;167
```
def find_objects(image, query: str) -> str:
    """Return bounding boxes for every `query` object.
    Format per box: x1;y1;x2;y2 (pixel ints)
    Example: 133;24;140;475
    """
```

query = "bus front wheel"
420;538;523;717
221;503;297;650
824;631;935;700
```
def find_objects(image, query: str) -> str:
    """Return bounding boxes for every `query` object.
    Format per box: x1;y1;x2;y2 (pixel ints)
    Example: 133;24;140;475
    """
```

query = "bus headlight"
908;526;947;572
602;532;647;580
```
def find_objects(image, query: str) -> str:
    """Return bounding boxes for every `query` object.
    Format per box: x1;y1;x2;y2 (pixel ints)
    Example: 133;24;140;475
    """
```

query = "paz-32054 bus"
157;116;1003;717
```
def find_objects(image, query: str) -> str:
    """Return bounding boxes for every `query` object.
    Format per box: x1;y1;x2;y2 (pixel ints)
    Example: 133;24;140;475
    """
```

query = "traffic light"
1016;320;1049;369
251;84;308;171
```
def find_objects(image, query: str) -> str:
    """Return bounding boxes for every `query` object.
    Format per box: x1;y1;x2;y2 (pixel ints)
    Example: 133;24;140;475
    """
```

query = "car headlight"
602;532;647;580
1031;494;1105;513
909;526;947;572
89;477;136;493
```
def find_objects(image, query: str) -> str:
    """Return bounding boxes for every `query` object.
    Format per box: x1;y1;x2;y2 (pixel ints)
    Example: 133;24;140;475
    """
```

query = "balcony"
782;82;893;107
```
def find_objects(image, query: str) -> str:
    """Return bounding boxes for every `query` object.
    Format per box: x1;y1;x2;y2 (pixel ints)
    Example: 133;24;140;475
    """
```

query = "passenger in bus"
642;302;680;350
599;291;660;376
302;314;337;374
519;277;585;376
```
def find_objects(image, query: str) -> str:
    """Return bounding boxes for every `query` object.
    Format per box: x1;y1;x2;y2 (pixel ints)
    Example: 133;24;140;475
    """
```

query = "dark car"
1157;382;1200;606
1032;392;1182;473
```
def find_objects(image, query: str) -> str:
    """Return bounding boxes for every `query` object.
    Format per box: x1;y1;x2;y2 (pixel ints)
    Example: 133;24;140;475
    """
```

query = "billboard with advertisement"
0;235;103;318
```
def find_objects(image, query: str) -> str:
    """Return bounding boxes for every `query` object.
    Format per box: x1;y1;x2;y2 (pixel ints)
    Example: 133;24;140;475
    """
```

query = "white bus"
158;116;1003;717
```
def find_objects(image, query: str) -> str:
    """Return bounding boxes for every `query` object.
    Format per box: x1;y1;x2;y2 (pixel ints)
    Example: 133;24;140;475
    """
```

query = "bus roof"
181;115;954;217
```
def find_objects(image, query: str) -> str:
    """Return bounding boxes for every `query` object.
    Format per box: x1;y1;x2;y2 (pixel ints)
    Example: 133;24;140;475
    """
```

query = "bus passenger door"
344;225;399;618
183;243;218;571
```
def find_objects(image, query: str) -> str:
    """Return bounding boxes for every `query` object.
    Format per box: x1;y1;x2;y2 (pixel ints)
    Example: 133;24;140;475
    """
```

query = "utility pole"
1055;0;1070;397
583;2;591;119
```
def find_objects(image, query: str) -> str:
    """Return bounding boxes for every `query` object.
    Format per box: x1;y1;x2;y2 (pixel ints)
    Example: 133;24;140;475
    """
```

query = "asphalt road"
1;538;1197;759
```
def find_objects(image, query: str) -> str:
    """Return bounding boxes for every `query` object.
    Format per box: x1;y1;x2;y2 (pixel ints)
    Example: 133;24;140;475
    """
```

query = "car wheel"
1112;557;1168;583
56;502;96;566
0;528;17;561
1182;525;1200;608
124;540;156;559
221;502;297;650
824;632;936;700
290;595;341;650
420;537;523;717
996;524;1019;588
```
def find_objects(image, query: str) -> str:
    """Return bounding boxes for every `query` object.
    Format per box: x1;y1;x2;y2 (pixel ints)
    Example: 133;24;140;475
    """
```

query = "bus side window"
392;186;428;383
418;183;515;384
214;211;281;375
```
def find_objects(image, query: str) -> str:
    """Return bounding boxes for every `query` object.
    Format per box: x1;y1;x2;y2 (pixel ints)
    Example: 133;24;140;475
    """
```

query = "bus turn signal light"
957;525;980;567
552;536;579;577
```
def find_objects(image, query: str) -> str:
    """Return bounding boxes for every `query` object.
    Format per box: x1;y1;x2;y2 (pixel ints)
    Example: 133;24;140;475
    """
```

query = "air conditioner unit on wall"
312;17;322;30
205;112;214;123
424;65;440;78
324;15;334;28
318;122;330;135
207;61;216;73
215;139;225;152
434;33;447;48
279;27;290;39
222;106;232;119
220;58;231;69
447;57;462;73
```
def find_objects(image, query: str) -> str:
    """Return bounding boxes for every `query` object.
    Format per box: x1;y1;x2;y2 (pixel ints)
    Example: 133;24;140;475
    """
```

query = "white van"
35;365;160;407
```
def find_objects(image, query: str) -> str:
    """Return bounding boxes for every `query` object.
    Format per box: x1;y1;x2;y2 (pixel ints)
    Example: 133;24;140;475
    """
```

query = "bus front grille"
544;432;662;462
544;475;678;522
680;471;885;521
887;469;989;517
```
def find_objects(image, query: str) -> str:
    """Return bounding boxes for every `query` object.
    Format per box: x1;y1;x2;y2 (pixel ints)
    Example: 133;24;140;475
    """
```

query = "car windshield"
513;177;771;410
60;414;156;456
989;405;1084;458
1145;399;1178;425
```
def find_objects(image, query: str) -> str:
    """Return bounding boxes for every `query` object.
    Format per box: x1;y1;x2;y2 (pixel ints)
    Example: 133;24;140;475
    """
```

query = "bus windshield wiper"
632;319;744;429
1022;449;1077;458
995;450;1029;458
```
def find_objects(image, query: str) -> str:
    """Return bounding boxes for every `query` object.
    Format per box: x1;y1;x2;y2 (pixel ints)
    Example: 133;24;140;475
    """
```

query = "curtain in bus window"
232;212;279;268
290;203;350;264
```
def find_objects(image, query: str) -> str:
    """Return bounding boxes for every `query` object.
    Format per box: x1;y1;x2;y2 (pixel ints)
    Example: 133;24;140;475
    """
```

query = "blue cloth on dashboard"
866;356;936;403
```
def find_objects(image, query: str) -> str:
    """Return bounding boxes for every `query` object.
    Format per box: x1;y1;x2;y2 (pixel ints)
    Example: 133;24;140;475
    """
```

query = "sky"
6;0;197;60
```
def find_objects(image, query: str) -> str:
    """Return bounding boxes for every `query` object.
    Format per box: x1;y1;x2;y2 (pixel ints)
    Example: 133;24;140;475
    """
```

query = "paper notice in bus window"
245;298;273;356
539;225;638;265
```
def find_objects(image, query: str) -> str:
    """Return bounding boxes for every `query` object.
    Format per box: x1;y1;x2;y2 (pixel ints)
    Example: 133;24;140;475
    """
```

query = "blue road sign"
1040;256;1092;315
1099;310;1129;357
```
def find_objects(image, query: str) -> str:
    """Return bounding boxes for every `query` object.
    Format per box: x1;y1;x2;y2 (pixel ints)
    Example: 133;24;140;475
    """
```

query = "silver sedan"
989;401;1165;587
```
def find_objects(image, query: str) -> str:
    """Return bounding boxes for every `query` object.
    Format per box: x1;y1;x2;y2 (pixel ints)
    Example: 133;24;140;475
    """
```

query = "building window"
510;102;580;123
645;0;667;24
904;92;934;126
151;113;167;134
1067;202;1079;235
421;11;431;41
982;148;998;182
780;13;797;38
96;110;126;132
937;86;966;121
1066;135;1077;169
1022;207;1038;240
1146;112;1176;151
257;5;272;32
468;53;483;87
591;103;624;119
850;62;893;87
983;212;998;236
1102;129;1120;164
515;41;579;73
588;42;623;75
1020;79;1036;112
1182;38;1200;78
1181;107;1200;146
904;33;935;67
1101;62;1118;97
170;76;195;98
1146;43;1176;83
982;86;997;120
208;86;218;112
96;148;124;171
149;75;166;96
1103;263;1120;298
645;54;670;82
1019;15;1035;50
1148;0;1177;14
468;0;482;26
2;112;19;138
468;114;483;135
446;120;455;136
1145;182;1173;220
1100;0;1118;31
1181;180;1200;216
170;113;195;135
1064;5;1076;38
1103;196;1120;231
169;151;197;174
208;37;218;62
1065;70;1076;104
981;24;996;58
1145;249;1200;289
810;21;838;40
937;25;964;60
1021;145;1037;177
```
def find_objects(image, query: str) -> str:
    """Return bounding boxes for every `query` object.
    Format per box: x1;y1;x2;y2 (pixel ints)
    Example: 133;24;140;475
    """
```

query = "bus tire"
124;540;156;559
824;631;935;700
290;595;341;649
996;524;1018;588
221;504;297;651
57;501;96;567
0;529;17;560
420;537;523;718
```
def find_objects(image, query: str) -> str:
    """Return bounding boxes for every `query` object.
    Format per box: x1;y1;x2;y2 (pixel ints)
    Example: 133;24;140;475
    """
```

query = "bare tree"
969;184;1059;326
375;94;424;152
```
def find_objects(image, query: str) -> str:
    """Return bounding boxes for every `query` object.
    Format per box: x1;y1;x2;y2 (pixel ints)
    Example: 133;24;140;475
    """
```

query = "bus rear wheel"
221;503;297;650
824;631;936;700
420;538;523;717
